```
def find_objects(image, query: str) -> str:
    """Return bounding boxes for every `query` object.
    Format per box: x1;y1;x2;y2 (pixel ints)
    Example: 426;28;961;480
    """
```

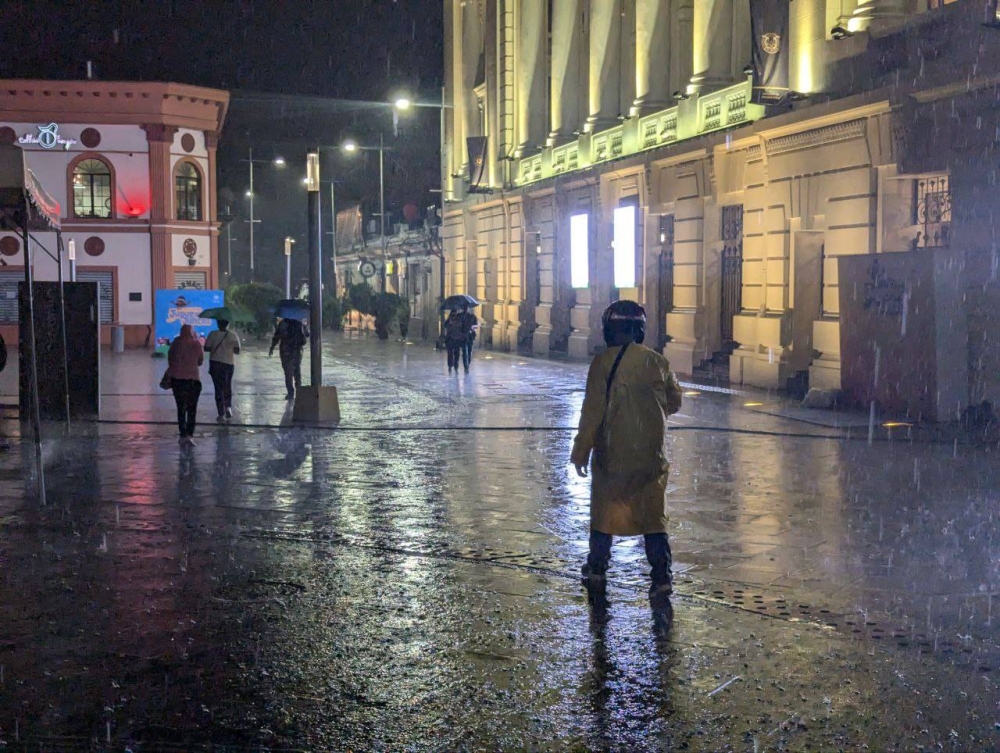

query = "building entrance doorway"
720;204;743;350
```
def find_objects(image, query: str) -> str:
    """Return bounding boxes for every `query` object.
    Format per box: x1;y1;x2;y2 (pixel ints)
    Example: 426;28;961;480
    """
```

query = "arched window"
72;158;112;219
175;161;202;221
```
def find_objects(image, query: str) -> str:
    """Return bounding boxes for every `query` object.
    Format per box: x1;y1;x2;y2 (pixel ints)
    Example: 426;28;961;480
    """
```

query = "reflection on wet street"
0;334;998;749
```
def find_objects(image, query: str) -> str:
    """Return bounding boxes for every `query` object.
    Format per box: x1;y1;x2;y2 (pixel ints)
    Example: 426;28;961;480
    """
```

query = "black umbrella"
440;294;480;311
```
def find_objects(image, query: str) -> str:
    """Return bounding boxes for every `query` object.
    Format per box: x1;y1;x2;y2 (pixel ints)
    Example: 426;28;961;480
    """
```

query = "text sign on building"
570;213;589;289
613;205;637;289
18;123;77;151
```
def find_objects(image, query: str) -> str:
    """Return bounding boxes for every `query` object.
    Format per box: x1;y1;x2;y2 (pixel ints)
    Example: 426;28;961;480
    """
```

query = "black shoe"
581;562;607;591
649;582;673;613
652;601;674;637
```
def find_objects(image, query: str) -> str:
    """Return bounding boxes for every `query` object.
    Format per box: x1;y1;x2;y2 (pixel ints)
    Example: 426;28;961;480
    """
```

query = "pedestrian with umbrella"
270;299;310;400
200;307;242;422
442;295;479;375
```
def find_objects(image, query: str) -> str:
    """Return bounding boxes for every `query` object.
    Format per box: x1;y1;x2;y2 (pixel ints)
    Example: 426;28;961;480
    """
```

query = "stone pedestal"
293;385;341;424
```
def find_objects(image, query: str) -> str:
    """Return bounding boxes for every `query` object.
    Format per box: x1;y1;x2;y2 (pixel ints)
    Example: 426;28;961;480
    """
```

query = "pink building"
0;79;229;346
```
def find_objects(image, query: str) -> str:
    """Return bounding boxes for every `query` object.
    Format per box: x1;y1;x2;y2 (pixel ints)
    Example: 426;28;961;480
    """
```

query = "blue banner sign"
154;289;224;348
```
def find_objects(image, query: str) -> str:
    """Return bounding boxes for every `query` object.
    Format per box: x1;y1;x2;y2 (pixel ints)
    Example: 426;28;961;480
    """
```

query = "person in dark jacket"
444;306;477;374
270;317;309;400
166;324;204;446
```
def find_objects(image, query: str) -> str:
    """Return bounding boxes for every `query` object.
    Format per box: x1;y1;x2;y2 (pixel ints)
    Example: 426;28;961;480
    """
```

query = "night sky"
0;0;445;285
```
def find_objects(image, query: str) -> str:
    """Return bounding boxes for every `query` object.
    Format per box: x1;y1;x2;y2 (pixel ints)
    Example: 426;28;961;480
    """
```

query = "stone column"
549;0;583;144
206;131;221;289
516;0;547;154
586;0;623;132
791;0;826;95
671;0;694;97
143;124;177;294
690;0;745;93
459;1;483;173
633;0;673;115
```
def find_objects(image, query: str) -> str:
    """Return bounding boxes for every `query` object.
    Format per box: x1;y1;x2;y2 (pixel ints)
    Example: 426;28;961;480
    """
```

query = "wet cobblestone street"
1;334;999;750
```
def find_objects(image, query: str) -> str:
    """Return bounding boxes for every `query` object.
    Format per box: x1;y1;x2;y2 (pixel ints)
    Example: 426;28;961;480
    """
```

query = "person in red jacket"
166;324;204;446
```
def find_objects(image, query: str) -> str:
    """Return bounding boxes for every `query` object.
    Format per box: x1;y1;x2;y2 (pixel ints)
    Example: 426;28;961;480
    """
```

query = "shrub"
373;292;406;340
346;282;376;317
323;295;346;331
226;282;283;339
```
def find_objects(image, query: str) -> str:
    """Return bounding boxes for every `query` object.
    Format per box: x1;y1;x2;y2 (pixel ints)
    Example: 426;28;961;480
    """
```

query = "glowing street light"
394;97;411;111
341;139;357;153
274;157;287;167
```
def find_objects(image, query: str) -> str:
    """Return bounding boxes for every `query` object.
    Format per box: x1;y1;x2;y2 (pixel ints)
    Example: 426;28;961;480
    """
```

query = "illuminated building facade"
0;80;229;346
442;0;1000;412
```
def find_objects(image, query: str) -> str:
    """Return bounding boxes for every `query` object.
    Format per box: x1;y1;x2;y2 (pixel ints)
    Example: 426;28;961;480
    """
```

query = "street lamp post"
242;150;285;279
284;237;296;297
392;94;455;339
342;137;389;291
306;152;323;388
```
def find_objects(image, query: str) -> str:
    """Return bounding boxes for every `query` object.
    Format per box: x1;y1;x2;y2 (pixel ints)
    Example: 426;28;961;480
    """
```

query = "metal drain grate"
241;529;1000;674
684;582;1000;674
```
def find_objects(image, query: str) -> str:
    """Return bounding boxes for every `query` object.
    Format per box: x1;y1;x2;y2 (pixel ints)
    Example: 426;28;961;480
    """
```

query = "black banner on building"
467;136;488;190
750;0;790;105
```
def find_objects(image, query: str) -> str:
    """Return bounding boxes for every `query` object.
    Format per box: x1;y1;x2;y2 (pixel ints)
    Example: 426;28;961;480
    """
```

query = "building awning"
0;144;61;232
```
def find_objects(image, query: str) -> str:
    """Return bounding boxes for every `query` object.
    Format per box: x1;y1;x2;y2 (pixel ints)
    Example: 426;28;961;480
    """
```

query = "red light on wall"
126;206;144;217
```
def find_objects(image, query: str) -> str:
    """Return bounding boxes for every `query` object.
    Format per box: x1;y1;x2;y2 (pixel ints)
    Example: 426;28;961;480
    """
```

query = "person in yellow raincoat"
571;300;682;612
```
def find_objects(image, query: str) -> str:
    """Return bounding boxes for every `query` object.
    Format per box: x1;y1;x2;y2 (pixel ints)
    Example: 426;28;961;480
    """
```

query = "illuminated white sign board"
18;123;77;151
570;213;589;289
613;205;637;288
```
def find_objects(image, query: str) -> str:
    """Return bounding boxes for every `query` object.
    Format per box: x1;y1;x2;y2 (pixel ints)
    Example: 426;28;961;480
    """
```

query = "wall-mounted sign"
359;260;377;279
18;123;77;151
154;289;224;349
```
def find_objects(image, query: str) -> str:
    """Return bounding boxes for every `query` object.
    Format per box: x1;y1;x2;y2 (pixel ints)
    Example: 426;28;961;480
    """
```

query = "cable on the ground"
29;416;977;446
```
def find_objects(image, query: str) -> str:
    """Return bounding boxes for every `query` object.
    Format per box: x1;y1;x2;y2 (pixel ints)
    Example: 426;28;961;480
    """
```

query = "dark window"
175;162;202;221
72;158;112;219
914;175;951;249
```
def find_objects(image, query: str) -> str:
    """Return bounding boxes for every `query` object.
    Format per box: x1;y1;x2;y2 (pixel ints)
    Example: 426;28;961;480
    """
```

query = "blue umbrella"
275;298;310;319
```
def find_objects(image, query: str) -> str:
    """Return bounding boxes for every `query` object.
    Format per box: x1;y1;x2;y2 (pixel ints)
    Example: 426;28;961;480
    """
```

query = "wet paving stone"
0;336;999;749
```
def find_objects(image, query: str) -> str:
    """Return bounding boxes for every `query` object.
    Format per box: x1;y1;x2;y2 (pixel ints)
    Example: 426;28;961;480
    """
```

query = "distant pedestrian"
444;305;477;374
166;324;204;447
204;319;241;421
270;317;309;400
570;301;682;619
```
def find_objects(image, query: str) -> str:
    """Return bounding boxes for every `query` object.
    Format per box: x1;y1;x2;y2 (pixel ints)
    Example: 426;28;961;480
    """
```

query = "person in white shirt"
204;320;241;421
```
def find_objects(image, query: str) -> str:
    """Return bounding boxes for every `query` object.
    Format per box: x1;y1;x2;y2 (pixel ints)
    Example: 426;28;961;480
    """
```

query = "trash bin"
111;324;125;353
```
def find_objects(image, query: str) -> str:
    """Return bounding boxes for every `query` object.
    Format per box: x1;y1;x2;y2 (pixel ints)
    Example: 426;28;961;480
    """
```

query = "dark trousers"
209;361;234;416
446;340;462;371
461;338;473;370
587;530;672;589
171;379;202;438
280;350;303;396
